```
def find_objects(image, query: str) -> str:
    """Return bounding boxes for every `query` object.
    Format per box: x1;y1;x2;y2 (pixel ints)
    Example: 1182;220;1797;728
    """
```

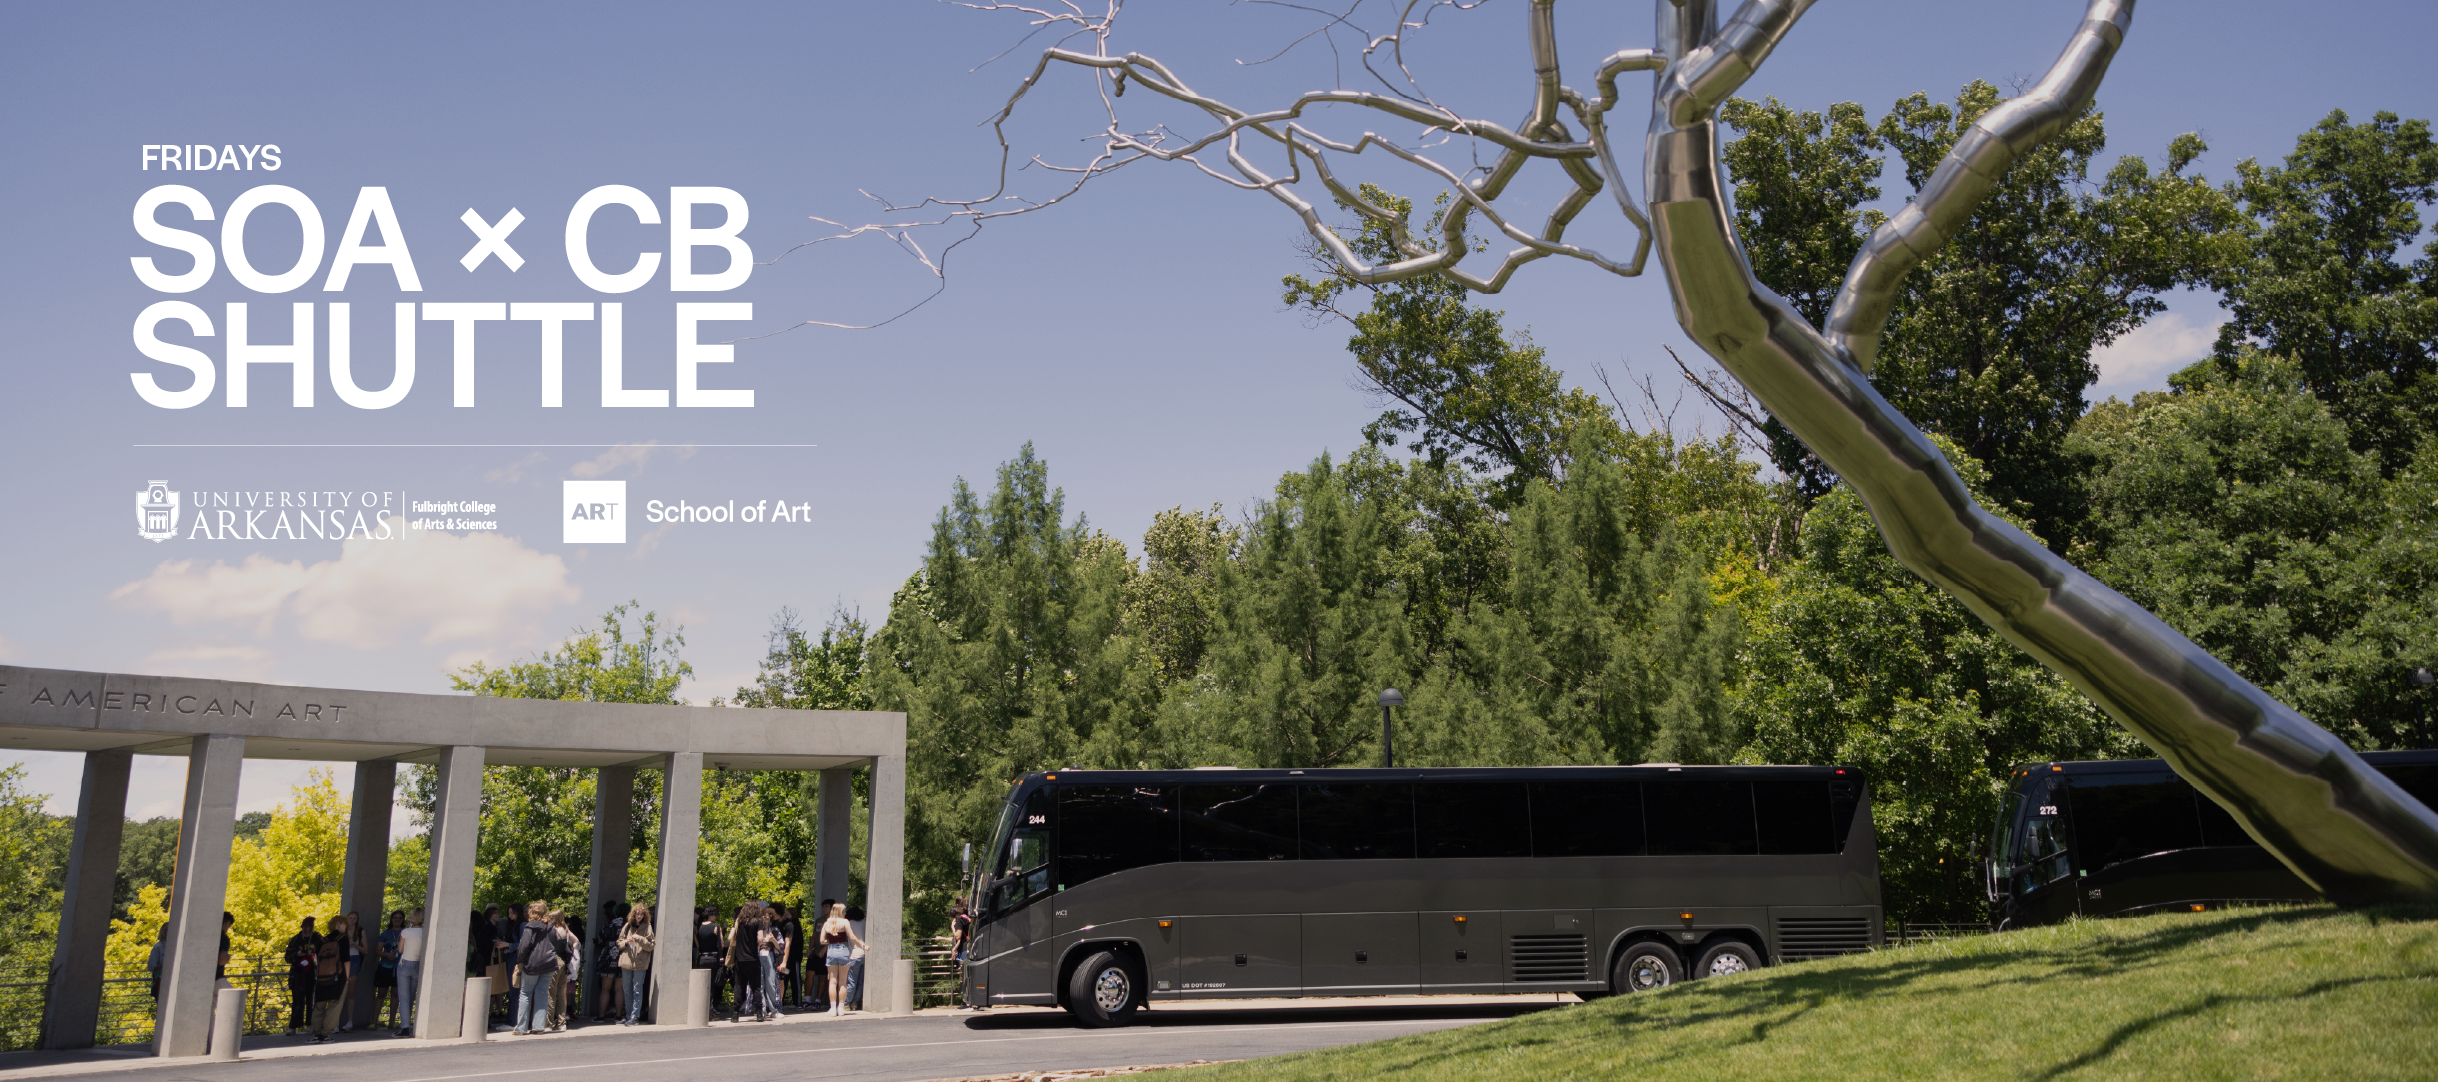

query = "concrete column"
39;749;132;1050
862;753;907;1014
583;764;635;1019
649;753;702;1025
340;759;396;1027
154;734;243;1058
813;765;854;916
414;747;485;1041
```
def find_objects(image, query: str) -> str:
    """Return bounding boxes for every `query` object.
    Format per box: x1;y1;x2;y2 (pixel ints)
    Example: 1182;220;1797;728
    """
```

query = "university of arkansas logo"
136;480;180;542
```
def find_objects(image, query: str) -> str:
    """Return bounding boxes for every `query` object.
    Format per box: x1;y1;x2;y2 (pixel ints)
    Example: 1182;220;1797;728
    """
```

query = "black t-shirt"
216;931;231;979
287;931;323;972
730;920;765;965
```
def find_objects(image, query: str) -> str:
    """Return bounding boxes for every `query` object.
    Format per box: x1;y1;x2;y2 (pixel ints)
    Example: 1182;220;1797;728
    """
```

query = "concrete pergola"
0;665;908;1056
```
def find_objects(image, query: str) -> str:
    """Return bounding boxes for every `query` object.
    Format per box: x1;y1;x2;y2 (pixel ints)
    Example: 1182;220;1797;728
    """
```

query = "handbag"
486;959;508;990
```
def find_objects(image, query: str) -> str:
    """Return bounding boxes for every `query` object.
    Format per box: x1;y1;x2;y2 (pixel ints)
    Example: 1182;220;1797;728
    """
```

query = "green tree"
0;765;68;973
1722;85;2239;541
868;443;1157;933
2073;350;2438;748
2211;109;2438;473
1123;505;1241;686
725;608;873;711
1737;440;2136;923
113;816;179;922
1283;186;1622;506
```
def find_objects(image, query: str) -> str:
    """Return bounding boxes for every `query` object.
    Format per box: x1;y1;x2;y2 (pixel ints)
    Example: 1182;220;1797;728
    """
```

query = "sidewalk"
0;1003;907;1079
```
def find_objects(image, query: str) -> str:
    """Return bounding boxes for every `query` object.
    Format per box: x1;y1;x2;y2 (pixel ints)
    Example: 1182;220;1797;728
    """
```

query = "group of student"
689;899;869;1022
281;909;420;1043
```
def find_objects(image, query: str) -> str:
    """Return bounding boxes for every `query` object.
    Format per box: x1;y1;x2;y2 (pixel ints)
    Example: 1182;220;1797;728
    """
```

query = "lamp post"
1379;688;1403;768
2411;667;2435;749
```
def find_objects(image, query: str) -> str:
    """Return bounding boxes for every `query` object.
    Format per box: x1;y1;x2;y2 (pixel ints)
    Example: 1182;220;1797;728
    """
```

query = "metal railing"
1888;922;1994;946
0;955;306;1052
910;943;962;1009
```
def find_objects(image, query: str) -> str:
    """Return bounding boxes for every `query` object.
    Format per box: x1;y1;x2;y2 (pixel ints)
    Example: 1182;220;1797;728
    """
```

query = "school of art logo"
563;480;626;544
136;480;180;542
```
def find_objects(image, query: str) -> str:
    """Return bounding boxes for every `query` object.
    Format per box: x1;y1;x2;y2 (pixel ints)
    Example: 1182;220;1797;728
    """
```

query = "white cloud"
571;440;692;479
2091;310;2225;402
484;451;549;484
144;643;279;683
110;531;580;648
0;634;21;662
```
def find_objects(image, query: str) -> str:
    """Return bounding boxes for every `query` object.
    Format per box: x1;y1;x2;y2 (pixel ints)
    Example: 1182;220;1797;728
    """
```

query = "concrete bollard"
206;987;246;1061
459;977;490;1043
685;968;711;1028
891;959;914;1016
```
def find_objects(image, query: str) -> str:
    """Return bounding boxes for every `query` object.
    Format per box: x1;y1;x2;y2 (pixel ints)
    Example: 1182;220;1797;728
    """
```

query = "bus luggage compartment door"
1301;912;1419;996
1420;910;1502;994
1176;914;1299;998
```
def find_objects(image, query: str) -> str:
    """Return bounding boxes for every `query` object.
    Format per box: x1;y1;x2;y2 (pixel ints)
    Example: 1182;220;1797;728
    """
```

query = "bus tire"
1693;939;1761;979
1612;941;1681;993
1065;949;1141;1027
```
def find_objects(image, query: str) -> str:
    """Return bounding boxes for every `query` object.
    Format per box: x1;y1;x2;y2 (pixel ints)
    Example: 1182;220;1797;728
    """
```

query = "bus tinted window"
2070;773;2203;869
1754;779;1836;854
1182;784;1300;862
1299;783;1416;859
1058;785;1177;888
1645;779;1758;855
2379;764;2438;812
1529;780;1645;856
1415;782;1531;859
2192;788;2257;849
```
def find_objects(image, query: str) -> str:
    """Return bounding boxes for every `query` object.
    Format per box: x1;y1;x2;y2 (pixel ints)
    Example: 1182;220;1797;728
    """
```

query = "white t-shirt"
400;926;425;963
848;920;867;960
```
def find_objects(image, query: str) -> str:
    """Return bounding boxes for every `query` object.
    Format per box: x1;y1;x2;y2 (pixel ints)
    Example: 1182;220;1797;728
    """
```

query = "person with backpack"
309;916;347;1043
510;900;559;1035
546;910;577;1031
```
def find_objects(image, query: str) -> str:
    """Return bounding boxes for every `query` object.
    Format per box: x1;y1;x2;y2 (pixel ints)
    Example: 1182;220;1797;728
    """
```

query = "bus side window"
1754;779;1836;854
1415;782;1530;859
1182;784;1300;862
2068;773;2203;871
1299;783;1416;860
2375;764;2438;813
1528;780;1645;857
1645;779;1758;856
1059;785;1178;888
2192;786;2258;849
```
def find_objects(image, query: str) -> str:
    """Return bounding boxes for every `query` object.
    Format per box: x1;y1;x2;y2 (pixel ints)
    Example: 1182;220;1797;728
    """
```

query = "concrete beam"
340;760;396;1027
39;749;131;1050
414;747;484;1040
584;764;635;1019
814;765;853;917
154;734;242;1058
862;753;906;1014
649;753;702;1025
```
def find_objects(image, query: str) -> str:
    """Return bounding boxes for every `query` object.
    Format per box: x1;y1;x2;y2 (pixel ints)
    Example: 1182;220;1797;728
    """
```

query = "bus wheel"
1613;942;1681;993
1065;950;1140;1028
1694;940;1761;979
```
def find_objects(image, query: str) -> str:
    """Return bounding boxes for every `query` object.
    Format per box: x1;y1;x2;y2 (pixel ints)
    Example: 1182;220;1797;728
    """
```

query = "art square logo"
136;480;180;542
564;480;626;544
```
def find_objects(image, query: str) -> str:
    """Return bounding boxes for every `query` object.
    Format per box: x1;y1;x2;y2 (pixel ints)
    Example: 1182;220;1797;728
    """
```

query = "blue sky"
3;0;2433;821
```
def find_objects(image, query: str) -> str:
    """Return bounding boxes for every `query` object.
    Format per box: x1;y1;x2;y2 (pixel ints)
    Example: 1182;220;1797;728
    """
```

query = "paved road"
15;1002;1557;1082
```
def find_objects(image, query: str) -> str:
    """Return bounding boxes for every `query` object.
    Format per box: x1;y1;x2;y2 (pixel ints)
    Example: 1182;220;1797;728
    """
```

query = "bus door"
980;786;1059;1004
1997;774;2078;926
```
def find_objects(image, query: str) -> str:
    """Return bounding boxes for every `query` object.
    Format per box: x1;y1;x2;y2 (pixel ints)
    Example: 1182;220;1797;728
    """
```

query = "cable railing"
0;956;300;1052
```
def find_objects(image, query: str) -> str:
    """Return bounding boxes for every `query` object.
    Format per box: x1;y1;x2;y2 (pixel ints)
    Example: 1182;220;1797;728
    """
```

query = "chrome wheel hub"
1708;953;1749;977
1092;966;1131;1013
1628;957;1669;990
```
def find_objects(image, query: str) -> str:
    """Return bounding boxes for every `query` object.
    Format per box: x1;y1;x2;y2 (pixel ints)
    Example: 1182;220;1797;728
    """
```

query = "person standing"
593;901;626;1022
756;906;784;1019
309;917;346;1043
617;903;654;1026
397;908;425;1038
782;905;805;1008
338;911;365;1032
511;901;558;1035
950;899;973;967
818;903;864;1017
282;916;321;1034
844;906;868;1012
546;910;576;1031
693;906;722;1013
372;911;404;1029
727;904;764;1022
810;899;836;1011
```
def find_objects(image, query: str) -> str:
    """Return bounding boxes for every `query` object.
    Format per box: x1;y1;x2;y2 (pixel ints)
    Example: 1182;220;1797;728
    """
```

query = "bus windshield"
1988;790;2021;898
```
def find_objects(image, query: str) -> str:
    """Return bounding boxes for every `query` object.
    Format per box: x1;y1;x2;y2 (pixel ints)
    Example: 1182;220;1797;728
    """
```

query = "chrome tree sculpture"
873;0;2438;903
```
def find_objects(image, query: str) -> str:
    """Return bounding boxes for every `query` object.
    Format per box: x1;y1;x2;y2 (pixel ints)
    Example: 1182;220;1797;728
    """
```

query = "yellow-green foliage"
106;770;350;964
1188;905;2438;1082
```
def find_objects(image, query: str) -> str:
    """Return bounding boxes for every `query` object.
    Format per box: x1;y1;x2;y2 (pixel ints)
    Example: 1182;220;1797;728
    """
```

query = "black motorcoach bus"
964;765;1882;1026
1987;750;2438;928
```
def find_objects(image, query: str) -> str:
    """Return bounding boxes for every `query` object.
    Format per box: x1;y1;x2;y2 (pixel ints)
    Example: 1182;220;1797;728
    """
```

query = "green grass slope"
1189;905;2438;1081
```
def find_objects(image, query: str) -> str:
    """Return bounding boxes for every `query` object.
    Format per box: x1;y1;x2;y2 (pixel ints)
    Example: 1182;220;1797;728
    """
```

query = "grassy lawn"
1185;905;2438;1081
